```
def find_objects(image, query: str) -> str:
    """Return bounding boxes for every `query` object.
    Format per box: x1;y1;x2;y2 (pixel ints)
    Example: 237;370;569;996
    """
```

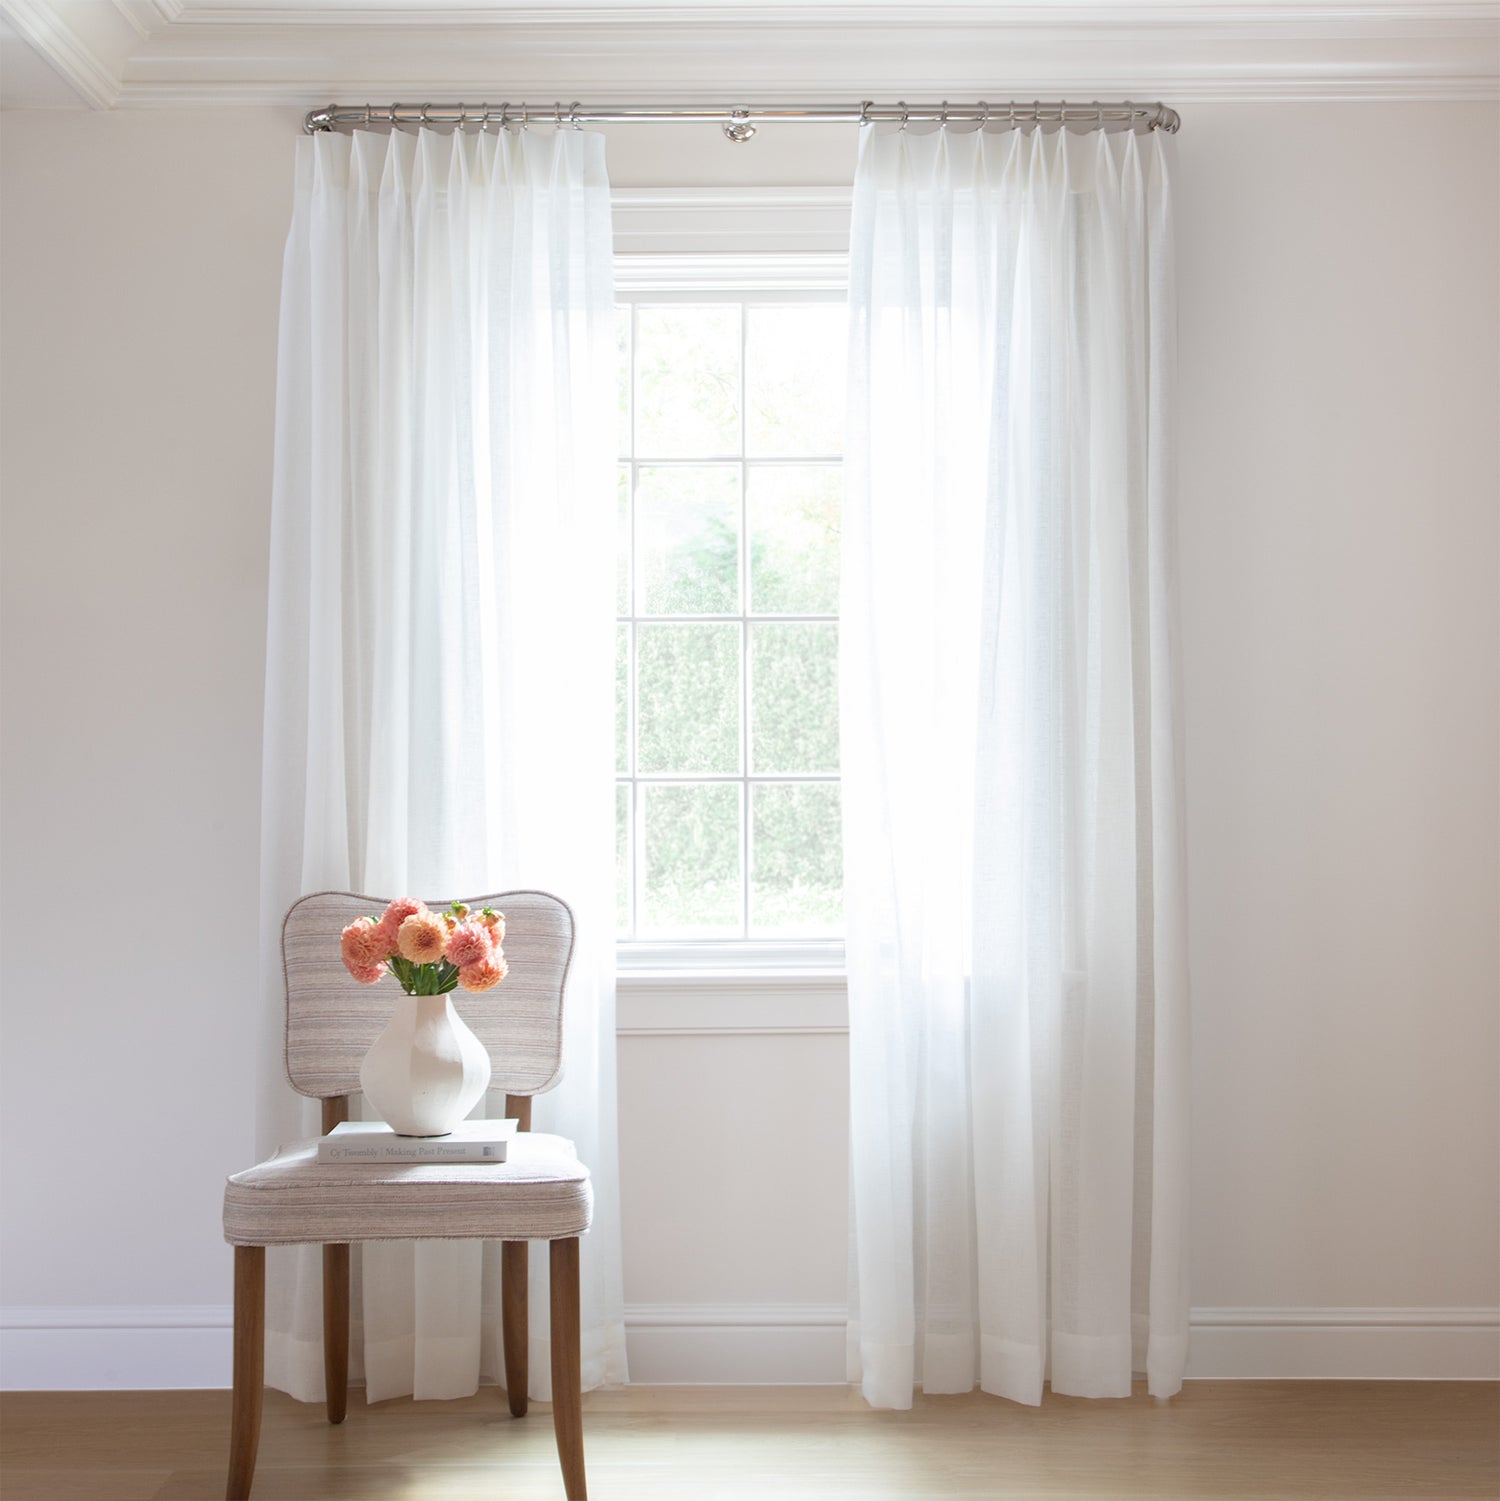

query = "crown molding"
5;1;1496;109
113;0;185;38
159;2;1500;27
0;0;123;107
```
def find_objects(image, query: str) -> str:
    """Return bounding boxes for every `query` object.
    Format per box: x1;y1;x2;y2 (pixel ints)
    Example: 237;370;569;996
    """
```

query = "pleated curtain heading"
840;121;1190;1408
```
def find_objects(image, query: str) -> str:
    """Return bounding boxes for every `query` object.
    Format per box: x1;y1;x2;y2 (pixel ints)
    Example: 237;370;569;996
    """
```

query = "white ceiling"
1;1;1496;111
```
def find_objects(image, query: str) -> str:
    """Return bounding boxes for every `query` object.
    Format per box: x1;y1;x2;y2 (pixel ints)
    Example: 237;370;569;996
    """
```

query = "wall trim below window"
617;981;849;1037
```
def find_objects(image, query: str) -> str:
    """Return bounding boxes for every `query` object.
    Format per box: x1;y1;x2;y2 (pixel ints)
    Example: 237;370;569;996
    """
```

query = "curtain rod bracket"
722;108;756;143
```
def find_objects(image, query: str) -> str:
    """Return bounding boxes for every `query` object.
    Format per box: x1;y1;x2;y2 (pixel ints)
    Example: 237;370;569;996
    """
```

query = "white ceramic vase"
359;994;492;1137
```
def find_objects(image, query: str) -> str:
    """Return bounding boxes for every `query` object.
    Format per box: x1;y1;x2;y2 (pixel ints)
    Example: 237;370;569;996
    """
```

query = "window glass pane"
641;782;741;937
751;782;842;935
745;304;847;458
750;621;838;774
616;782;632;936
637;622;740;774
635;305;740;458
617;465;631;615
748;464;841;615
617;305;632;457
636;465;739;615
616;624;630;775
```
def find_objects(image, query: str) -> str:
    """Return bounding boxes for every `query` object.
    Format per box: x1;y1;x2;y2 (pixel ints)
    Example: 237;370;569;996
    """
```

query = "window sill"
615;944;848;1034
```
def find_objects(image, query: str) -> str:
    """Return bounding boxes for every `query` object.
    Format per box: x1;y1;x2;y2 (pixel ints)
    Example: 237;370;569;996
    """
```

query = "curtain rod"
303;100;1180;140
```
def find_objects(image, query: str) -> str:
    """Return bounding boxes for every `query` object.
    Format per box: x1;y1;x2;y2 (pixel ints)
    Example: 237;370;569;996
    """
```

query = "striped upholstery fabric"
282;890;573;1098
224;1132;592;1246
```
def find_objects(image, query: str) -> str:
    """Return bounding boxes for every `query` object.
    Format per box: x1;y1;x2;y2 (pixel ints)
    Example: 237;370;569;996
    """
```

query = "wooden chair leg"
323;1244;349;1424
502;1241;530;1417
549;1237;586;1501
226;1245;265;1501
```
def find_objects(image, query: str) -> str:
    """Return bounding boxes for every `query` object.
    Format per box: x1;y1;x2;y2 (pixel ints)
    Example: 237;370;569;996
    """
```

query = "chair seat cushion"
223;1131;592;1247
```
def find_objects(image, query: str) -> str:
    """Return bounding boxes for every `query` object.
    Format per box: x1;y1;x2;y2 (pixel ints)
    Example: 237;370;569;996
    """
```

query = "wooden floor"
2;1382;1496;1500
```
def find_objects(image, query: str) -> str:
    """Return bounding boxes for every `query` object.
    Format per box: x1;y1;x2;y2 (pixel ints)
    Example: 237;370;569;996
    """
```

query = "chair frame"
225;890;587;1501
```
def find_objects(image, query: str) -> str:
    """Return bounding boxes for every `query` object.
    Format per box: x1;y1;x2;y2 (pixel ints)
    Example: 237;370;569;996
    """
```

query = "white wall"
1;101;1495;1388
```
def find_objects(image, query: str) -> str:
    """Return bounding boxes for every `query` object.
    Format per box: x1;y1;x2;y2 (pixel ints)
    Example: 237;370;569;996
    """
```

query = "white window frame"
612;208;851;1011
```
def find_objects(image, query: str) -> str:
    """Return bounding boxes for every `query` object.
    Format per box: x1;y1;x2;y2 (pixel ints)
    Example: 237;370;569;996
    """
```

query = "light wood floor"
2;1382;1496;1500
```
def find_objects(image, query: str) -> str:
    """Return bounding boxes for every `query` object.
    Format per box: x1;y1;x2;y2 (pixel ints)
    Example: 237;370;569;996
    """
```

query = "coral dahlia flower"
457;952;508;993
397;910;449;964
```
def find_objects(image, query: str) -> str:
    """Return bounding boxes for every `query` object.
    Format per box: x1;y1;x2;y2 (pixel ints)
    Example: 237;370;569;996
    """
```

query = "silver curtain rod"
303;100;1180;141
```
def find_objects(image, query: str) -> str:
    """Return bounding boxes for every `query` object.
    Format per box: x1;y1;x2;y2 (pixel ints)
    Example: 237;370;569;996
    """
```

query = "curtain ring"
554;101;563;128
362;103;371;127
569;101;583;130
420;103;431;127
977;100;989;130
498;102;510;131
858;100;872;127
1007;101;1017;128
938;100;948;127
897;100;909;131
521;102;529;130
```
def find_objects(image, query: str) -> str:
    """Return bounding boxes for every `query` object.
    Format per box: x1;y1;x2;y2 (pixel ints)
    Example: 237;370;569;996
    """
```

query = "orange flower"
397;911;448;964
457;952;509;992
445;919;493;969
341;918;389;971
376;896;426;952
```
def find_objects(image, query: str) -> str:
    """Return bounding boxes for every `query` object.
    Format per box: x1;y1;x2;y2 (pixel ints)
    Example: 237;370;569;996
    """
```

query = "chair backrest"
282;889;575;1100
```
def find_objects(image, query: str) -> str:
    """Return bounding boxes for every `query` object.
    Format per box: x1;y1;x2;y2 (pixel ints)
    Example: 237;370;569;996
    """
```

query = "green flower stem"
390;957;460;995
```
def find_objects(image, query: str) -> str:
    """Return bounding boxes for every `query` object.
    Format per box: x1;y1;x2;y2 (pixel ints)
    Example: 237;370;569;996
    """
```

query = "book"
318;1118;519;1164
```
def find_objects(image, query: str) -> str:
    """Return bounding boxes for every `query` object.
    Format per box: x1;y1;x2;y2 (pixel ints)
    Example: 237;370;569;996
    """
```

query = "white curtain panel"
257;125;626;1403
842;122;1189;1409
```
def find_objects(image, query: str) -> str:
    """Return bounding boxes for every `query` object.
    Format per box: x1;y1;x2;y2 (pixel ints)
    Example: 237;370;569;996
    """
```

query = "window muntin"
616;294;846;944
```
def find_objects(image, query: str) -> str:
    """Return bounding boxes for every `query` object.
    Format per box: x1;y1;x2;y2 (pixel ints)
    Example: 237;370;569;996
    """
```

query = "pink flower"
397;910;449;964
458;951;509;993
479;909;506;944
341;918;389;971
375;896;425;949
343;959;388;985
445;919;493;969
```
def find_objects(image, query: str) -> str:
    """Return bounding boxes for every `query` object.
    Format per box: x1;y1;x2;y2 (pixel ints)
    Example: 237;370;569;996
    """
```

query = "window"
615;292;847;951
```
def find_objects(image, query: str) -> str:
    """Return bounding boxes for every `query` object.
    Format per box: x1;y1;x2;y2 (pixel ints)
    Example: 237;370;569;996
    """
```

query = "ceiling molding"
114;77;1500;109
0;0;123;107
155;2;1500;26
5;1;1497;109
113;0;185;37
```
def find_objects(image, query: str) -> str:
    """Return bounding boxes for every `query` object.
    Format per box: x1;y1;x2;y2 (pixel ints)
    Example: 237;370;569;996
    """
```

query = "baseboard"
1184;1307;1500;1380
2;1303;1495;1390
0;1305;234;1390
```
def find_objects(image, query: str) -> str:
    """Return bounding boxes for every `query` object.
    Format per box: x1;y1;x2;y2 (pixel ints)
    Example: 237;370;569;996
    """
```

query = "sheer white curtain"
257;125;626;1403
842;122;1189;1409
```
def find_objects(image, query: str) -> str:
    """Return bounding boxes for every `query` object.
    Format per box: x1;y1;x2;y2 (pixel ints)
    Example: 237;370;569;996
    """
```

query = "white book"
318;1118;519;1164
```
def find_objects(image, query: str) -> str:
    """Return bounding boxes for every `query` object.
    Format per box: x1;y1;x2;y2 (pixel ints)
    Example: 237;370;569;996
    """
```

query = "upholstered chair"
222;889;590;1500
